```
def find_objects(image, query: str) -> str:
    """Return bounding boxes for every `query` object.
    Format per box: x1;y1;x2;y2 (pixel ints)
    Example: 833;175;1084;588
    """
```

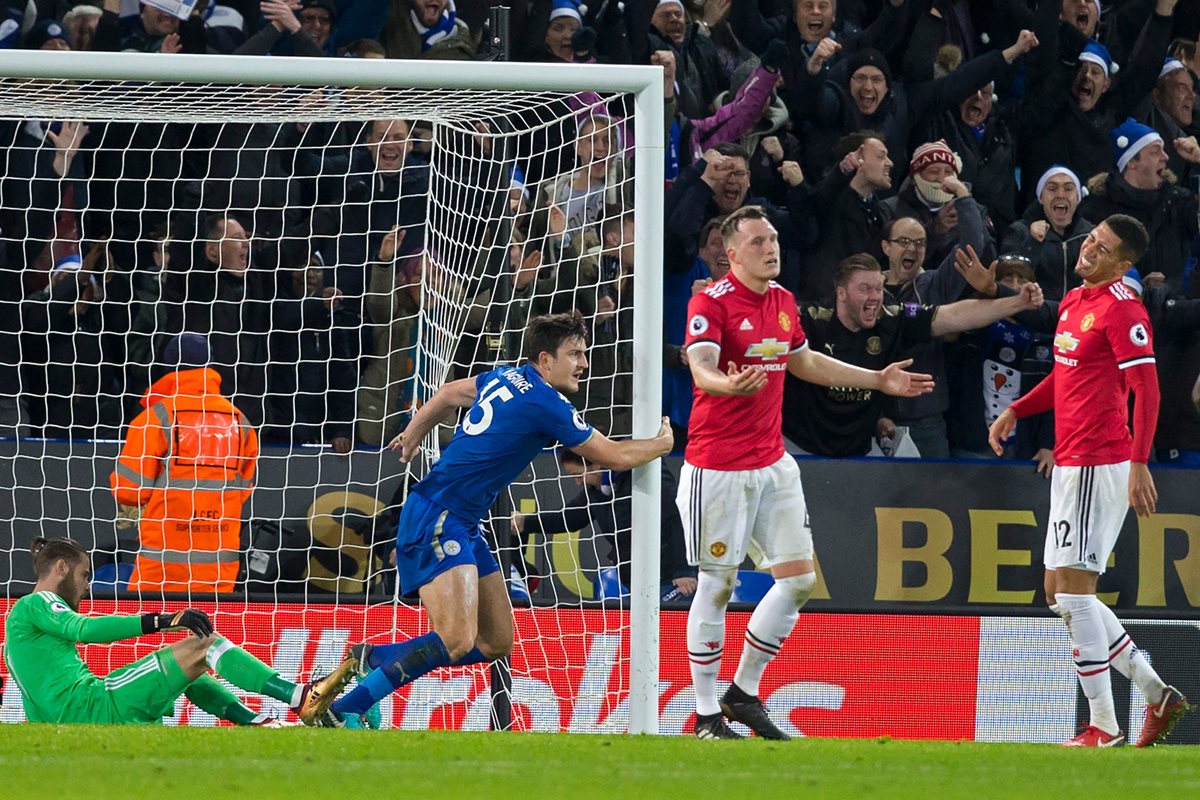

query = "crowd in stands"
2;0;1200;470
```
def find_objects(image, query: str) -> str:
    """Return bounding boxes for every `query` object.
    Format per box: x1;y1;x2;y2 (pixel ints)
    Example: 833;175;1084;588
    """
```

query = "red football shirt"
1043;280;1156;466
683;271;808;470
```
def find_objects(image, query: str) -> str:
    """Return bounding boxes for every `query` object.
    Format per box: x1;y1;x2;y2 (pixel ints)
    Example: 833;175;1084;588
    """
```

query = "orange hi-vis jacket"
110;368;258;594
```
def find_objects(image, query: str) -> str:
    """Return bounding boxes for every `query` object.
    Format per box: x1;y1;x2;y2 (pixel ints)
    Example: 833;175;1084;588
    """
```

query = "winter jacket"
359;256;421;446
1001;203;1095;301
111;368;257;595
1143;288;1200;453
382;0;477;60
883;184;994;273
882;201;988;424
1078;171;1198;294
646;22;728;120
792;48;1013;191
21;273;120;438
804;169;893;303
313;148;431;302
663;159;816;293
913;106;1019;228
729;0;910;94
686;66;778;160
1018;2;1171;206
262;282;359;447
164;266;274;427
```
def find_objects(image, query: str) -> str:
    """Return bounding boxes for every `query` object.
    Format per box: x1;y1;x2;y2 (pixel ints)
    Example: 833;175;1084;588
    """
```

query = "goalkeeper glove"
142;609;214;638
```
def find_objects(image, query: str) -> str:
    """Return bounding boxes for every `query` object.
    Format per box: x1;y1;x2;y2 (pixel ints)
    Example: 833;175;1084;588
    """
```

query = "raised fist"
807;37;841;75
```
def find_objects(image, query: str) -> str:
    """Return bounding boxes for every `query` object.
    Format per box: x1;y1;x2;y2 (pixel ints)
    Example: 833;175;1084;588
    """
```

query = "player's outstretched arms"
988;408;1017;456
930;283;1044;336
877;359;936;397
788;347;934;397
388;377;478;462
687;345;768;396
571;416;674;472
143;609;214;638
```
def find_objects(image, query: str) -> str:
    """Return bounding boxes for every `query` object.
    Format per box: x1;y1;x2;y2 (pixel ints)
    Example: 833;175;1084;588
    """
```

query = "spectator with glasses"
878;211;988;458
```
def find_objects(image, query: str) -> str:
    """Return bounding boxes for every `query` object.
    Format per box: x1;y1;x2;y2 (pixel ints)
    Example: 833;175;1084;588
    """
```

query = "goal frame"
0;50;666;735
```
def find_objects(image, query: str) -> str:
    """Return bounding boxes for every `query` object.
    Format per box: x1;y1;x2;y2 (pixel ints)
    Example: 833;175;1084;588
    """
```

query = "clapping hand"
261;0;301;33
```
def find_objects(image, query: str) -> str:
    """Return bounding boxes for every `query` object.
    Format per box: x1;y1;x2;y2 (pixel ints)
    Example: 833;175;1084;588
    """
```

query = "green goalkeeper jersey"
3;591;142;723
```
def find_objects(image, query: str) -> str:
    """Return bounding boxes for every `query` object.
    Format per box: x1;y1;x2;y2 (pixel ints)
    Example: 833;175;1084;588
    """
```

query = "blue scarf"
411;0;458;52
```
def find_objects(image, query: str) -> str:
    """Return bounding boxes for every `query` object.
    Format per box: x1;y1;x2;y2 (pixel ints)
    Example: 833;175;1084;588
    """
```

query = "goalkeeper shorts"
396;493;500;595
59;649;191;724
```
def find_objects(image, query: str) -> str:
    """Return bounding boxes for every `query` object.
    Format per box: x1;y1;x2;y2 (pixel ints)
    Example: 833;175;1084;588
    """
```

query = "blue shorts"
396;492;500;595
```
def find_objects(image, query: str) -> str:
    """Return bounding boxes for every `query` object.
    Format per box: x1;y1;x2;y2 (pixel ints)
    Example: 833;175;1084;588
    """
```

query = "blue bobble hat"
1078;40;1117;78
1111;118;1163;173
550;0;585;23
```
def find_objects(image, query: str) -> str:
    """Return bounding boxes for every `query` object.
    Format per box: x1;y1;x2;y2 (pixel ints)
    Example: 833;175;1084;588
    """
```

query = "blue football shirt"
412;364;595;521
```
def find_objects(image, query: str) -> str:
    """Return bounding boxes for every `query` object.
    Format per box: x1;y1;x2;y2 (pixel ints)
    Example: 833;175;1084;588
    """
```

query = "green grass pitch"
1;726;1198;800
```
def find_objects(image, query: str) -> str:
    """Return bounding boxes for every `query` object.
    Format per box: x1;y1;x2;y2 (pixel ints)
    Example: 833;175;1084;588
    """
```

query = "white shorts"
1045;462;1130;573
676;454;813;570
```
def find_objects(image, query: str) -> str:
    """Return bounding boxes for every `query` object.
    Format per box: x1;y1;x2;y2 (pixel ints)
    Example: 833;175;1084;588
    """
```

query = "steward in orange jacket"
111;334;258;594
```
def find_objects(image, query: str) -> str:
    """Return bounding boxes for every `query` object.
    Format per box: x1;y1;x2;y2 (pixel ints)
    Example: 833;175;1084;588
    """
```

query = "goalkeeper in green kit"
3;537;347;726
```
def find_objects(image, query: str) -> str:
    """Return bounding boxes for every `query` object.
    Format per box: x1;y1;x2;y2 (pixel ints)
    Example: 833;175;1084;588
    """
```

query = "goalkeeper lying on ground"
3;537;344;726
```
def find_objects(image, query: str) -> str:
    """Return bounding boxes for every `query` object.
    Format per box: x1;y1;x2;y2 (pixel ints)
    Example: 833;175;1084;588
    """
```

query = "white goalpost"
0;50;664;734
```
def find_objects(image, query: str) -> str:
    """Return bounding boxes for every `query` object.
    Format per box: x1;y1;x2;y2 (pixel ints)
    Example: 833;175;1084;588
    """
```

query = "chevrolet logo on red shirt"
1054;331;1080;353
745;338;790;360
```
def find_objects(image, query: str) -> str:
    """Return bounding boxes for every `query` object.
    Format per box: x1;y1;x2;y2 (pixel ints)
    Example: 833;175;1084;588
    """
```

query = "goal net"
0;52;664;733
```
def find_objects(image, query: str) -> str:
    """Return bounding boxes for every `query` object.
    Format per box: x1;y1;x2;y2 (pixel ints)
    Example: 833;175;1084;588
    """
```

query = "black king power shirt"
784;303;936;457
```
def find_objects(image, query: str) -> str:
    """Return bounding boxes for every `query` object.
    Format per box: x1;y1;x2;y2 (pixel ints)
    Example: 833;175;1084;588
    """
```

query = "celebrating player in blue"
302;311;674;725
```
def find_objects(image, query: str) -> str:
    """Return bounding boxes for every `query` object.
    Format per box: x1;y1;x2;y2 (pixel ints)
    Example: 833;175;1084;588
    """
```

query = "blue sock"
332;632;450;717
362;642;406;670
366;643;489;669
451;647;489;667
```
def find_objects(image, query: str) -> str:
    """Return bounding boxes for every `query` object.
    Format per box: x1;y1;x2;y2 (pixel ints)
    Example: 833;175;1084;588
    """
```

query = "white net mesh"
0;69;650;731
